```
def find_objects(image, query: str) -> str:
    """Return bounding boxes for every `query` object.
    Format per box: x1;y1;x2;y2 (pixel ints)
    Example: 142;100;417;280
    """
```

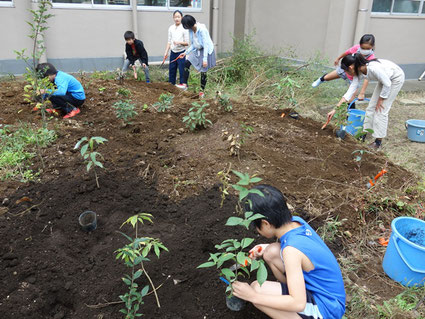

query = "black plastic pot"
79;211;97;232
335;128;346;139
226;295;246;311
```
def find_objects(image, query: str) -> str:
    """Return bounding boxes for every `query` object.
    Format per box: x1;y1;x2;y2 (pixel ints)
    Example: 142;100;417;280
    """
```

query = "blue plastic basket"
382;217;425;287
405;119;425;143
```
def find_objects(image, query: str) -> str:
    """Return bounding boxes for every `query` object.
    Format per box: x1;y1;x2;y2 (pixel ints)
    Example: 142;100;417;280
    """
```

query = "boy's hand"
327;109;336;122
334;59;340;66
142;63;147;68
232;281;256;302
249;244;268;259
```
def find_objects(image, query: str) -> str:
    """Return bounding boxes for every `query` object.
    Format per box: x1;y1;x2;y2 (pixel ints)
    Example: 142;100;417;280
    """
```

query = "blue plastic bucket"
382;217;425;286
346;109;366;136
405;119;425;143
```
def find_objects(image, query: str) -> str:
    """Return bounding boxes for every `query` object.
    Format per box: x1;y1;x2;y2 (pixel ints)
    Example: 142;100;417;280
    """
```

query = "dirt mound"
0;78;417;318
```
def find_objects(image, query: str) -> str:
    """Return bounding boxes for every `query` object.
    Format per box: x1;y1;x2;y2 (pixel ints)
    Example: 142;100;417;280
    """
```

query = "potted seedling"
198;171;267;311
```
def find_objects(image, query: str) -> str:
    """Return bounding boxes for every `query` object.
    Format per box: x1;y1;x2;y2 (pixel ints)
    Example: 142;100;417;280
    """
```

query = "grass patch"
0;123;56;182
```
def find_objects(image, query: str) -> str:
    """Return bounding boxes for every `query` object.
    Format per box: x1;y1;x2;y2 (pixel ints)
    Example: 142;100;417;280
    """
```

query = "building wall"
0;1;211;74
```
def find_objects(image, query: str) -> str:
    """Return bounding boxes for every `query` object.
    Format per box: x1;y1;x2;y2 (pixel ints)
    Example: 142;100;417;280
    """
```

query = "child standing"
35;63;85;119
232;185;346;319
327;54;405;150
312;34;376;103
175;15;216;98
122;31;150;83
163;10;189;86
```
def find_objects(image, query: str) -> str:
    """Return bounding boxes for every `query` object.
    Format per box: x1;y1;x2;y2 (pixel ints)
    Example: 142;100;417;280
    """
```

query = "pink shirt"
343;44;376;80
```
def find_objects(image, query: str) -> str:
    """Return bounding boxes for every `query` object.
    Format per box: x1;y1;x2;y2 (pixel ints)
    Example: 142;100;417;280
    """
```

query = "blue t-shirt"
280;216;346;319
53;71;85;100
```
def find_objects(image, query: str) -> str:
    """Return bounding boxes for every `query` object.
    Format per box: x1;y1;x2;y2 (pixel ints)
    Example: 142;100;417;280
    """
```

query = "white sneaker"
175;84;188;90
311;77;323;88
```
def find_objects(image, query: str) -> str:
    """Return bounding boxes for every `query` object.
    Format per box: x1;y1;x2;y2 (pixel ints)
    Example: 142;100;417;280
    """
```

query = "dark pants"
49;92;84;114
183;60;207;91
169;50;185;85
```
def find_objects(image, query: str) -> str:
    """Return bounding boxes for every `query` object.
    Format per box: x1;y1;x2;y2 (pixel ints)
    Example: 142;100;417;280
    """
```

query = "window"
372;0;425;15
137;0;201;8
52;0;130;5
0;0;13;7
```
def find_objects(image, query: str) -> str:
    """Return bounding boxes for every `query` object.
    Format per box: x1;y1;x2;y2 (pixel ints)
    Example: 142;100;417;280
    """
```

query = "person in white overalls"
327;53;405;150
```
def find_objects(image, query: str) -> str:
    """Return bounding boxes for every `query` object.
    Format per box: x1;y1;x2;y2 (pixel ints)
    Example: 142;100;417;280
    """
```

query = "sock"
320;75;326;82
375;139;382;146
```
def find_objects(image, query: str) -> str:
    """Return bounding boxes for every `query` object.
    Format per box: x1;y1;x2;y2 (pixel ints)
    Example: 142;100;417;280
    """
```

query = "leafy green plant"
142;104;149;112
240;122;254;145
112;100;138;124
98;87;106;93
0;124;56;182
217;92;232;112
377;287;425;319
117;88;132;97
74;136;107;188
352;149;373;163
316;216;345;243
333;102;349;128
14;0;55;127
182;102;212;131
152;93;174;112
272;76;300;108
198;171;266;297
115;213;168;318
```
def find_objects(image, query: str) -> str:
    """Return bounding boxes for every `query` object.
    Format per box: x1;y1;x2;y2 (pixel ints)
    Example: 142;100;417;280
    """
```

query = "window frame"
372;0;425;16
51;0;202;11
0;0;14;8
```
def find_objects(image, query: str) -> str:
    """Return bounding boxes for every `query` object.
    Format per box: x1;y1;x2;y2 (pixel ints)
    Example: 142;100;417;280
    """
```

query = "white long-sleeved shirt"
343;59;404;101
168;24;189;53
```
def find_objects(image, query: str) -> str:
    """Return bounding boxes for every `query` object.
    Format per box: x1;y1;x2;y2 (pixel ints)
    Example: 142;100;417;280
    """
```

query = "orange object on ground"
378;237;389;246
281;113;286;118
367;169;388;188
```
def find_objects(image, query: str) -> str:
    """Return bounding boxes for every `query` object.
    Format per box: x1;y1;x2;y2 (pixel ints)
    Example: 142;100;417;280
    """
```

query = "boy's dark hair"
182;15;196;29
341;53;378;76
244;184;292;230
173;10;183;17
359;34;375;46
36;63;57;78
124;30;135;40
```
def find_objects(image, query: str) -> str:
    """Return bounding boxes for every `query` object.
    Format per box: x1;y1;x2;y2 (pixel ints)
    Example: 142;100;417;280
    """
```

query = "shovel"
160;54;168;69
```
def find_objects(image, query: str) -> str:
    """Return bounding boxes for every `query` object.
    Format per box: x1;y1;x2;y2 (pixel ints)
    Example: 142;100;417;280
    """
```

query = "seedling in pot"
198;171;267;306
115;213;168;318
74;136;107;188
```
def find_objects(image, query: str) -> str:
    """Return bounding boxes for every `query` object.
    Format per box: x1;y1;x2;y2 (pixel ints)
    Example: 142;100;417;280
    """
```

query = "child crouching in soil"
36;63;85;119
232;185;346;319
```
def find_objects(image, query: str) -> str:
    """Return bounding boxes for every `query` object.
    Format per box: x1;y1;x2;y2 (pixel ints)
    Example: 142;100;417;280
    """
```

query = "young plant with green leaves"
152;93;174;112
116;87;132;97
115;213;168;319
240;122;254;146
217;92;233;112
14;0;55;126
74;136;107;188
182;102;212;131
333;102;349;129
272;76;300;108
198;171;267;297
112;100;138;124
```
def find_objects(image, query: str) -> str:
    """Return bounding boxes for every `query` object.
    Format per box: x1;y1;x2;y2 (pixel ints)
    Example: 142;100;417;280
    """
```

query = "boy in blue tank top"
232;185;346;319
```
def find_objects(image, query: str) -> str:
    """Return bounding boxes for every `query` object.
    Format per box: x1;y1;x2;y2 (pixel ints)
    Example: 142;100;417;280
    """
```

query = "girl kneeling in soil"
175;15;216;99
232;185;346;319
326;54;405;150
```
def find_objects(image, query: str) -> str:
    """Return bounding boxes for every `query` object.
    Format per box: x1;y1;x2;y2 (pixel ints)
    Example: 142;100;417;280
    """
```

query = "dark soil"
0;78;418;318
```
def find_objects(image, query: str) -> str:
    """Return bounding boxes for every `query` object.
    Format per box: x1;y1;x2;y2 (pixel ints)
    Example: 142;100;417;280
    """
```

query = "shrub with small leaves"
74;136;107;188
152;93;174;112
117;87;132;97
183;102;212;131
112;100;138;124
218;93;232;112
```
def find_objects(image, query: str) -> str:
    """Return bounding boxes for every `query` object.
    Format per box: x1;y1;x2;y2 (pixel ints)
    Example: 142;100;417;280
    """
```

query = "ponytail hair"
360;34;375;46
341;53;378;76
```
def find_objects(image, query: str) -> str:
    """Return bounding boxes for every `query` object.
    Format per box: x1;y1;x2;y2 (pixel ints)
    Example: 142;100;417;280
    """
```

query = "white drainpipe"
212;0;219;52
132;0;139;39
354;0;372;43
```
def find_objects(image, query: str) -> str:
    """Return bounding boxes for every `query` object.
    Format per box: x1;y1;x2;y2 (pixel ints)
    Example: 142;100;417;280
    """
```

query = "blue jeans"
122;58;150;82
169;50;185;85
